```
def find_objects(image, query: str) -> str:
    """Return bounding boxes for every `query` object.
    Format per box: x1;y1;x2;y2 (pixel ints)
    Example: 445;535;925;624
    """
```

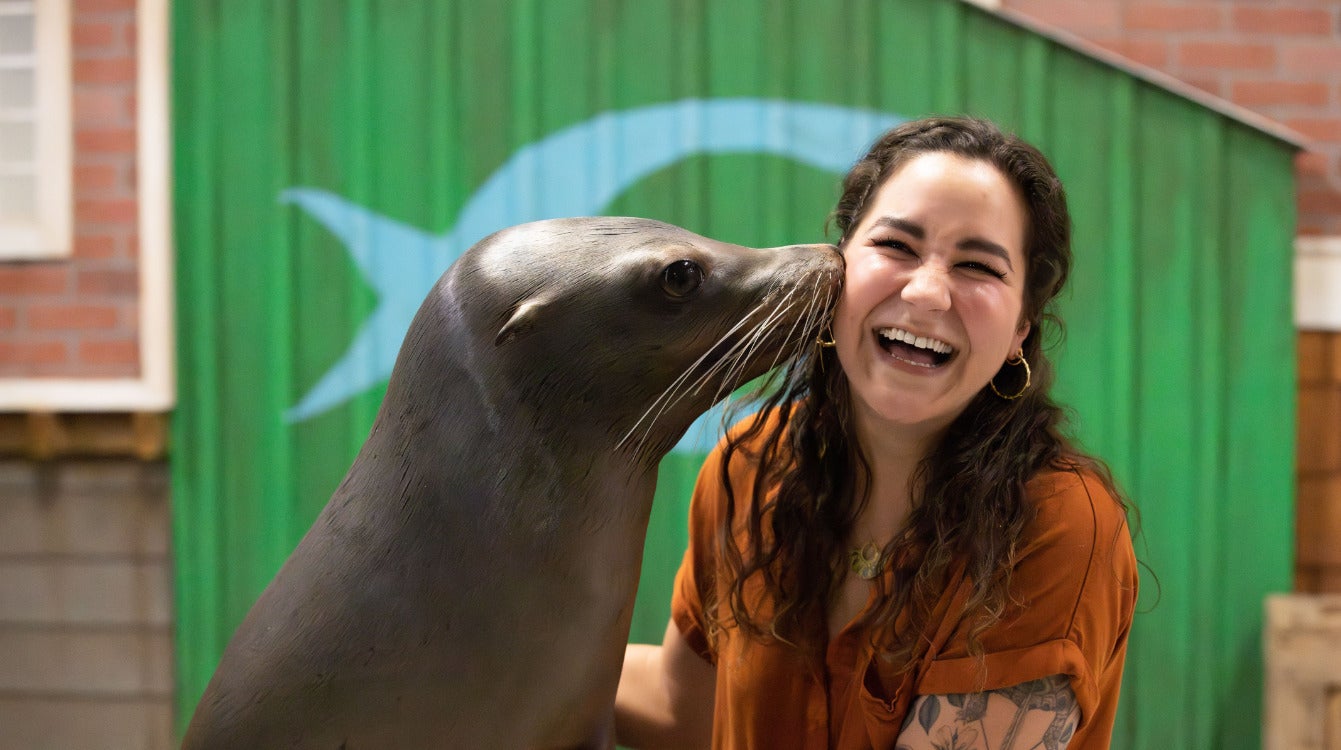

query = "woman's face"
832;151;1031;440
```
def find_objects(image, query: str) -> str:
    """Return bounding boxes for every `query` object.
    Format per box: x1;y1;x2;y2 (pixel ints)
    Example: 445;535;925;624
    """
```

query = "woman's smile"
875;326;956;368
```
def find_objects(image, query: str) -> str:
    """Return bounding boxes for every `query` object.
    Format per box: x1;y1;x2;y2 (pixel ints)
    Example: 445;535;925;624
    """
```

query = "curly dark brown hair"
710;116;1128;666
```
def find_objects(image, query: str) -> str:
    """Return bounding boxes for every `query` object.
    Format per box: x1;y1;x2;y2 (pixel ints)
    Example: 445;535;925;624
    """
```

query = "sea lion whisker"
751;281;831;395
790;289;827;363
619;328;749;449
619;322;756;440
708;283;827;437
789;284;829;359
754;286;818;379
707;275;833;417
709;285;812;403
687;299;780;397
748;290;816;394
709;309;789;405
696;295;797;405
800;285;836;358
617;332;750;453
694;320;791;438
637;297;777;441
617;295;779;453
711;290;806;403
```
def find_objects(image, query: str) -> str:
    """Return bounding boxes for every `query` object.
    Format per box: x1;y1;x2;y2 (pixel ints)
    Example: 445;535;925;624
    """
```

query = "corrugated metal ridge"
956;0;1311;151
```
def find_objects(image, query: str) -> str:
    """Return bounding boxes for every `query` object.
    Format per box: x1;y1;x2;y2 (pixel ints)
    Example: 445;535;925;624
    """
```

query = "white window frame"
0;0;72;259
0;0;173;411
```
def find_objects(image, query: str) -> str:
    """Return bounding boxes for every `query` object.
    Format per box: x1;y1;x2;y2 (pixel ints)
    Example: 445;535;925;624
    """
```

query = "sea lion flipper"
495;299;546;346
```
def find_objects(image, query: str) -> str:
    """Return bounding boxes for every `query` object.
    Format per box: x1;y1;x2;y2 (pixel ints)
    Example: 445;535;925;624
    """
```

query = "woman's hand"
896;675;1079;750
614;620;716;749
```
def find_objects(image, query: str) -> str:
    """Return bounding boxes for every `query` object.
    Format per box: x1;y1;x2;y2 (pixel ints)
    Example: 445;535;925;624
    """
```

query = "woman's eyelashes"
872;237;915;256
959;261;1008;280
871;238;1009;281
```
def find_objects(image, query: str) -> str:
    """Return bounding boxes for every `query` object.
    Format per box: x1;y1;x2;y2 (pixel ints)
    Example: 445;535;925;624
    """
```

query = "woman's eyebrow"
871;216;1014;270
958;238;1014;270
871;216;924;239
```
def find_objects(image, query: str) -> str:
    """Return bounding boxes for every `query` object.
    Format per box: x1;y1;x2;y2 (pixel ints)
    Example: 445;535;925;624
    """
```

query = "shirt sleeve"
916;466;1138;731
670;442;728;666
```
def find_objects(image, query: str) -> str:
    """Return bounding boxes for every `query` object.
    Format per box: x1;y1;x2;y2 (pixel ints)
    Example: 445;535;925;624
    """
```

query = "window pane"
0;69;32;108
0;13;34;55
0;120;31;160
0;173;35;222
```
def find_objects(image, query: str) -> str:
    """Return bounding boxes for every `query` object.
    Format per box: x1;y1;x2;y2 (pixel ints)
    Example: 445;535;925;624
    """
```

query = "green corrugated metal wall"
171;0;1298;746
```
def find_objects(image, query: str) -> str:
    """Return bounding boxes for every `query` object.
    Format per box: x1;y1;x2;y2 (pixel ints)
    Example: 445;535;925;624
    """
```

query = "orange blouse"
671;422;1138;749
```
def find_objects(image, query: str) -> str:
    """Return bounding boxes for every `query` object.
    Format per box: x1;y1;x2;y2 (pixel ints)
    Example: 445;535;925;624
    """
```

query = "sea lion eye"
661;260;704;298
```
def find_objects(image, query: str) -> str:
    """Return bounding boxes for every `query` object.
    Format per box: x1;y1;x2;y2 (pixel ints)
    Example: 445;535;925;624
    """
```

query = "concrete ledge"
0;459;173;749
0;697;172;750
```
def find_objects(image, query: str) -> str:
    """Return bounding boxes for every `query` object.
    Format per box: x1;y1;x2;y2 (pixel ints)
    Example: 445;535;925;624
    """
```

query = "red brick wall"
1002;0;1340;236
999;0;1341;592
0;0;140;379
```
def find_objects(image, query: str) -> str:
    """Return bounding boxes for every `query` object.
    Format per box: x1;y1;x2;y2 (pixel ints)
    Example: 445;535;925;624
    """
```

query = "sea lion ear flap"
495;299;545;346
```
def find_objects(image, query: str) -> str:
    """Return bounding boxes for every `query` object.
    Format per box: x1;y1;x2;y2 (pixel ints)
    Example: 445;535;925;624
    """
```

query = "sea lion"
180;217;841;749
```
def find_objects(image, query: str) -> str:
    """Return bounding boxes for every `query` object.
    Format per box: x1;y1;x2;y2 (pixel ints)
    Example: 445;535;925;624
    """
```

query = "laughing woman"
615;117;1137;750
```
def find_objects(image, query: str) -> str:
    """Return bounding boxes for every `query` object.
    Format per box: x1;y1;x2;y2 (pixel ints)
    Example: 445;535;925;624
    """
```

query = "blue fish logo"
284;97;904;452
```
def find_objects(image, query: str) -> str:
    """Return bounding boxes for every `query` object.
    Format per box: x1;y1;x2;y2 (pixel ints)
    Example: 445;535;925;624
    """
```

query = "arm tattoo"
996;675;1077;750
900;675;1079;750
948;692;988;723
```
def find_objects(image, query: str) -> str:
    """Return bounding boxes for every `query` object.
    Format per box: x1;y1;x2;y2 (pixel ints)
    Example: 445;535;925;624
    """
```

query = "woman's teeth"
877;327;954;355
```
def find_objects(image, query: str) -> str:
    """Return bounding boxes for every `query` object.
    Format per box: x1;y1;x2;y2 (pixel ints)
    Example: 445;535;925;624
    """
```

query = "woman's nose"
900;265;951;311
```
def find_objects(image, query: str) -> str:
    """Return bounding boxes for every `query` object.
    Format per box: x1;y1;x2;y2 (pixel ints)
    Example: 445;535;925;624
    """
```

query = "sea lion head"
401;217;842;459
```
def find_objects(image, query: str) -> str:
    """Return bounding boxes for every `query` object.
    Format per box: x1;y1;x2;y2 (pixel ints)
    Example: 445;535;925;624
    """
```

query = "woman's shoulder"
1021;460;1134;560
1012;461;1139;626
1026;460;1125;515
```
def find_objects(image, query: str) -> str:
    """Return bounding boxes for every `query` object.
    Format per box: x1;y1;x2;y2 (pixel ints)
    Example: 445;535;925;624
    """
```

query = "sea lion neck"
362;365;656;521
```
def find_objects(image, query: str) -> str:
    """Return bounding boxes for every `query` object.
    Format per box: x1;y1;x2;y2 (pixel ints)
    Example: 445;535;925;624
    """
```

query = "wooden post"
1265;594;1341;750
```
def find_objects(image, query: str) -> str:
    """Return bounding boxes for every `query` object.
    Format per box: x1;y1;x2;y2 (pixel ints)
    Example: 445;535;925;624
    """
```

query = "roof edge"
958;0;1310;151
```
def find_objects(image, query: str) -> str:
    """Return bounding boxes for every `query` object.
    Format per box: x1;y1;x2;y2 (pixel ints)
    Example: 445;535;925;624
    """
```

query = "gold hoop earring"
989;349;1031;400
817;327;836;348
